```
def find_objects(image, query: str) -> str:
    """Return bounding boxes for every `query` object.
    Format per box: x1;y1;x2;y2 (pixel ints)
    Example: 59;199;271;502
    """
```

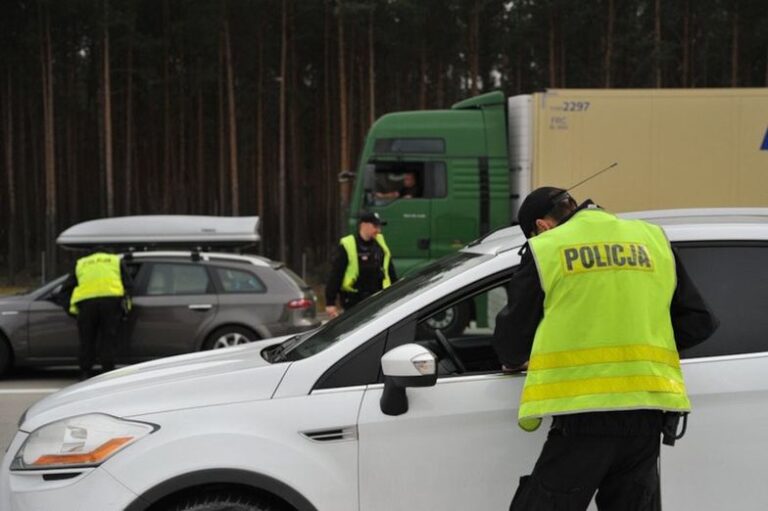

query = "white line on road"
0;389;62;394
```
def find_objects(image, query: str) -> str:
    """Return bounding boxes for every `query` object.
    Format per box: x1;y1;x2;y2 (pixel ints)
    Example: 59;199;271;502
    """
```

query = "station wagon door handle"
188;304;213;311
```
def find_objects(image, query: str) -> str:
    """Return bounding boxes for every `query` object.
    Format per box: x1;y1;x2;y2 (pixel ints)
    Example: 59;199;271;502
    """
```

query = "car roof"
463;207;768;256
127;251;276;269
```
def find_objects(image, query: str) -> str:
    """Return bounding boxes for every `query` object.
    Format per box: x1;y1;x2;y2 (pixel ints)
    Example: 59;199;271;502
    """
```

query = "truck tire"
203;326;259;350
171;492;284;511
418;301;471;339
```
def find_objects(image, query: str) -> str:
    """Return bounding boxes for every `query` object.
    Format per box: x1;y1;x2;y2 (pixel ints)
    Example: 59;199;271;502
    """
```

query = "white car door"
661;243;768;509
357;372;545;510
356;283;549;510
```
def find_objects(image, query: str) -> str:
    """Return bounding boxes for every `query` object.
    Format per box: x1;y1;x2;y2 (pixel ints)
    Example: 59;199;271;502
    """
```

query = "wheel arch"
125;468;318;511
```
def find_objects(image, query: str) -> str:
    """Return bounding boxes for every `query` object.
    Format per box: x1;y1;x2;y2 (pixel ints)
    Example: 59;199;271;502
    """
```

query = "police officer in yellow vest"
64;249;132;381
325;212;397;318
493;187;718;510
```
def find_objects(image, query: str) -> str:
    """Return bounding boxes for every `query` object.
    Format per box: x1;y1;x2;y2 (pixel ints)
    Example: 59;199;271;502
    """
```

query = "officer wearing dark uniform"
325;212;397;318
493;187;719;510
64;250;132;380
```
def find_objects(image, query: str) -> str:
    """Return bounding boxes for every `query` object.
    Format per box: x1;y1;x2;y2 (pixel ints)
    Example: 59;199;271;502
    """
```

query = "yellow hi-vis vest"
69;252;125;315
340;234;392;293
519;208;690;432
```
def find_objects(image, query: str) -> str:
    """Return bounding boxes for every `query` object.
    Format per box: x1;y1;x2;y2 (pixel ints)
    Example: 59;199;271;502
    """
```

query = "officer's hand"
325;306;340;318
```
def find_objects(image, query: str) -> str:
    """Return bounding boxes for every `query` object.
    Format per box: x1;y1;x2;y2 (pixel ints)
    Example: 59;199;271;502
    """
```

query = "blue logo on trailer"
762;128;768;150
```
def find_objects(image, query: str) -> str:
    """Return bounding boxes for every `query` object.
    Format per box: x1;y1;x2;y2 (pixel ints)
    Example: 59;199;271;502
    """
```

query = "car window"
411;282;510;376
214;267;266;293
146;263;211;296
675;243;768;358
282;252;490;361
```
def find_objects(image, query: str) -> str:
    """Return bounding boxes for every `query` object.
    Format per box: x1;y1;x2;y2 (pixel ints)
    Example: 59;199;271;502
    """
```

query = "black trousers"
510;427;661;511
76;297;123;373
341;290;375;310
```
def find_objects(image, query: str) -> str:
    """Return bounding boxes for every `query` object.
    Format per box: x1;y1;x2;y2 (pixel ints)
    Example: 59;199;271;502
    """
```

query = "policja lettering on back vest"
519;208;691;432
69;252;126;315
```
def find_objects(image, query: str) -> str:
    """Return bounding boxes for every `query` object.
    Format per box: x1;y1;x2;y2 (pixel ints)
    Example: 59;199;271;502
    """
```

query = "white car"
2;208;767;511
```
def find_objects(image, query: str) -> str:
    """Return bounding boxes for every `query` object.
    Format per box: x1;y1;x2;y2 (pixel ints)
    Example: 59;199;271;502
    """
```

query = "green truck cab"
348;91;512;278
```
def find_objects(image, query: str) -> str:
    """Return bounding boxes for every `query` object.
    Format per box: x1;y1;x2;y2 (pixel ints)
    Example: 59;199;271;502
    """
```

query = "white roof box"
57;215;261;250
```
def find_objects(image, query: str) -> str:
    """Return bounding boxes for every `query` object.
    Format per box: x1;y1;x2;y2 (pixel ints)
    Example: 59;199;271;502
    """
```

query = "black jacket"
325;234;398;306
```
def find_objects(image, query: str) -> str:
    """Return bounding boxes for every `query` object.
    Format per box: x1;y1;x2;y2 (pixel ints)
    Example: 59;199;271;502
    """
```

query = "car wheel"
171;492;284;511
418;301;471;338
203;326;259;350
0;335;12;377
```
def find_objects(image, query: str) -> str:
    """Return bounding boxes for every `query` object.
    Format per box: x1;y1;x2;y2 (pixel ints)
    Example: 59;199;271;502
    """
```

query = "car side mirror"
380;344;437;416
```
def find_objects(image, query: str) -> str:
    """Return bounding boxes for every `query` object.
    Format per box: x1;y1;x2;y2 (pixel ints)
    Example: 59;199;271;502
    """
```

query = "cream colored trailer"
508;88;768;215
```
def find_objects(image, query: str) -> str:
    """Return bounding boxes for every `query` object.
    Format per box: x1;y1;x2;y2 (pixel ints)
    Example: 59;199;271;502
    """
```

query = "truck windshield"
281;251;489;361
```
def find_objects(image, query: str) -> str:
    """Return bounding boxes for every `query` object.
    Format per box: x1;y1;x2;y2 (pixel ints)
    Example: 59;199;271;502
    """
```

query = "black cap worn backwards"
517;186;571;238
358;211;386;226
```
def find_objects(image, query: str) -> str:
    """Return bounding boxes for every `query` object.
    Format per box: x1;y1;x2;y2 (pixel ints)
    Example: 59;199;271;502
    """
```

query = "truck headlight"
10;414;158;470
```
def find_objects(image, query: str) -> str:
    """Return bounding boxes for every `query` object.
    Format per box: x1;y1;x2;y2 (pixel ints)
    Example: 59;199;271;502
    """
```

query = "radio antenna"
553;162;618;202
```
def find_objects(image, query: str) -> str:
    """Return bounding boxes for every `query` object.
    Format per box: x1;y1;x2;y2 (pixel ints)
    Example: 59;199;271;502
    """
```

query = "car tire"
171;492;284;511
417;301;471;339
203;326;259;350
0;334;12;377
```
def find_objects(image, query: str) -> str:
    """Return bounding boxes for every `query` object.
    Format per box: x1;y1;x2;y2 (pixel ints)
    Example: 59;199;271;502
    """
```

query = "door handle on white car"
188;304;213;311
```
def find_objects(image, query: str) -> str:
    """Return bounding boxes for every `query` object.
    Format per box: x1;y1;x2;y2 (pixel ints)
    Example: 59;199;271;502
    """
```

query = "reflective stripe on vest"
69;253;125;314
340;234;392;293
518;208;689;431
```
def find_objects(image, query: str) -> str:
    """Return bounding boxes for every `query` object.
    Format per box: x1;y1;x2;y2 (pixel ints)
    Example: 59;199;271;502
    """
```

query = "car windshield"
280;251;488;361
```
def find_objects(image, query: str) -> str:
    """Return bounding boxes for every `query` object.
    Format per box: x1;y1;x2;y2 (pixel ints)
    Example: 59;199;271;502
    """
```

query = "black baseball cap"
518;186;571;238
358;211;387;226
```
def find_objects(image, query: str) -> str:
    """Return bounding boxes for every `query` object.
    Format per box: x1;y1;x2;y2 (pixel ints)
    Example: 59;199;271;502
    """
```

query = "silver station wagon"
0;216;320;376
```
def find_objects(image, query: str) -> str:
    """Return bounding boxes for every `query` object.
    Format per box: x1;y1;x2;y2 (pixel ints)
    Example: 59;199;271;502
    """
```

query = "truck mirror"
380;344;437;416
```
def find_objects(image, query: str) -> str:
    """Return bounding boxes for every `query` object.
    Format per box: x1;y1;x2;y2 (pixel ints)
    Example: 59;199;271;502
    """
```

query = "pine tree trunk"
124;12;134;214
40;3;57;278
4;74;16;283
224;7;239;215
279;0;288;262
548;4;556;87
604;0;615;87
730;4;739;86
324;0;335;255
654;0;662;87
196;88;205;213
217;32;227;216
337;1;350;214
368;6;375;125
255;23;264;225
103;0;114;216
163;0;172;212
682;0;690;87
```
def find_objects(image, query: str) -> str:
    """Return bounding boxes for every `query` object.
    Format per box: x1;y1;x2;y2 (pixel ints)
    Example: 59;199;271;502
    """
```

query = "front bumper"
1;431;139;511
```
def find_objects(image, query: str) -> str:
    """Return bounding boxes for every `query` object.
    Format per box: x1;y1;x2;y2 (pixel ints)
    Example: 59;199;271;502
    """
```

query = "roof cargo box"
57;215;261;250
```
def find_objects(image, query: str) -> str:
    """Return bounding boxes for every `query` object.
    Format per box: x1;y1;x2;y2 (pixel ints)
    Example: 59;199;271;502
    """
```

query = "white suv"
2;208;767;511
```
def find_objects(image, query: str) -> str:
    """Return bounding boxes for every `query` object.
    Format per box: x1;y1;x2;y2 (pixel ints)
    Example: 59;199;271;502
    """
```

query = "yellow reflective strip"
521;375;686;403
529;345;680;371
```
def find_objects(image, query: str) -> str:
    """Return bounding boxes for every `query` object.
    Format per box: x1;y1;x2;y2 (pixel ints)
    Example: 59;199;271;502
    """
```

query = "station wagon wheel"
203;326;259;350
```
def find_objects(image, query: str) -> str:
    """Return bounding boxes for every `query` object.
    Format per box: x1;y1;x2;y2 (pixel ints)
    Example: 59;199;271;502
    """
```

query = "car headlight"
10;414;158;470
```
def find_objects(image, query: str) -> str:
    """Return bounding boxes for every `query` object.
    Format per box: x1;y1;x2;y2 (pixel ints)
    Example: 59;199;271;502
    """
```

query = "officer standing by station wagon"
325;211;397;318
493;187;719;510
63;248;132;380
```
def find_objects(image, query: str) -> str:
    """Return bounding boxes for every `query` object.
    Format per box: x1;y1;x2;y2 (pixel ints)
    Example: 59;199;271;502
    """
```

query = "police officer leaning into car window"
492;187;719;511
325;212;397;318
62;248;133;381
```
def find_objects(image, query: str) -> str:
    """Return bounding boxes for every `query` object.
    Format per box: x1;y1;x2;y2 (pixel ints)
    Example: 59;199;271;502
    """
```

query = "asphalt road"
0;368;79;451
